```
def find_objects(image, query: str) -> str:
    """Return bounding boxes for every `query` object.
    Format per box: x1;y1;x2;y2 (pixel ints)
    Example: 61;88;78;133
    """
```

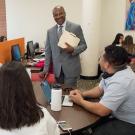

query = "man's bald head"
53;6;65;14
52;6;66;25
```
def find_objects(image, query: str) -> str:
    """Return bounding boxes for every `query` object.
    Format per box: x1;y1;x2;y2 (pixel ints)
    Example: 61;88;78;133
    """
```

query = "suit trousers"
55;67;77;88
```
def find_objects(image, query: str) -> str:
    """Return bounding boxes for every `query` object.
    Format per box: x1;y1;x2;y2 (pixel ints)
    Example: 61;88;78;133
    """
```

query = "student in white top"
0;61;60;135
70;45;135;135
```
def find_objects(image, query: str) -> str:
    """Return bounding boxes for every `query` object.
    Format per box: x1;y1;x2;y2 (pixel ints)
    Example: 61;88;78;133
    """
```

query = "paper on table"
58;30;80;48
62;95;73;107
33;58;44;62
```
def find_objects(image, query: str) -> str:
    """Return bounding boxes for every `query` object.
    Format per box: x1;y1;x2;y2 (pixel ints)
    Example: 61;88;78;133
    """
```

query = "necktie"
58;25;63;39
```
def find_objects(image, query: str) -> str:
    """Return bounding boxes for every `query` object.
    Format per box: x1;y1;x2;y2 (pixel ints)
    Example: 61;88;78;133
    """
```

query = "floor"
77;78;100;91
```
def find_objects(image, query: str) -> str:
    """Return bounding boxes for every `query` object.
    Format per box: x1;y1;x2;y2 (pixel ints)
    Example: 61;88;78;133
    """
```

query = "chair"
11;44;21;61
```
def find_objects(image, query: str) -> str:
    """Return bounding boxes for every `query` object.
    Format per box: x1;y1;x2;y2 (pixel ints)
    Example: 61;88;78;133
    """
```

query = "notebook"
40;81;73;106
58;30;80;48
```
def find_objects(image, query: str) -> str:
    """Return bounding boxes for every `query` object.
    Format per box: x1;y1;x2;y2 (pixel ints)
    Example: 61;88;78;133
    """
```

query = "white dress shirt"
57;20;66;32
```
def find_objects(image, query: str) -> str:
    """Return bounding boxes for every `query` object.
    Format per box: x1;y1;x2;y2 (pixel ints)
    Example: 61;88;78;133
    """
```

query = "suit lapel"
65;21;71;32
53;25;59;43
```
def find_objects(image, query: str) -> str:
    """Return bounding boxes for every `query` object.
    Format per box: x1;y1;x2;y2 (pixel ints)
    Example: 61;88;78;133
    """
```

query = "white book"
58;30;80;48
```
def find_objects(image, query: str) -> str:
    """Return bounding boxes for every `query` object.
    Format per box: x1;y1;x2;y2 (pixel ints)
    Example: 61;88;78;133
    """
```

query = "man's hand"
70;89;82;96
69;90;84;105
39;71;48;81
62;42;74;53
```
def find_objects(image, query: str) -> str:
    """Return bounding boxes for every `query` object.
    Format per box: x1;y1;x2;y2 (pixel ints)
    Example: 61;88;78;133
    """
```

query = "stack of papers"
58;30;80;48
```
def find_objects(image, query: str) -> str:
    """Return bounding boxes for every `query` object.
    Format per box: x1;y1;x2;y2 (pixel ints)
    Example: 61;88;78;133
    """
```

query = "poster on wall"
125;0;135;30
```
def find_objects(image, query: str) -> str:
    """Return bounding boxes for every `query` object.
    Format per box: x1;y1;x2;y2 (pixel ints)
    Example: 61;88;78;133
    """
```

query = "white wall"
5;0;82;47
100;0;135;51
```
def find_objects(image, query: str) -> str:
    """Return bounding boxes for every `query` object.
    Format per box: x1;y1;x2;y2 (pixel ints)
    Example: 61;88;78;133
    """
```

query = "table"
33;81;100;135
22;59;42;73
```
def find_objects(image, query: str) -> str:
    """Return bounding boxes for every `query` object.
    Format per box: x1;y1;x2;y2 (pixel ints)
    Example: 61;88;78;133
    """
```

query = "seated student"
0;61;60;135
112;33;124;46
70;45;135;135
122;35;135;58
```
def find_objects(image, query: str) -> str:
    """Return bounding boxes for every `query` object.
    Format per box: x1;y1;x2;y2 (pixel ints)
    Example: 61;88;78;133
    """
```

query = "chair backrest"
33;42;39;50
11;44;21;61
0;38;25;64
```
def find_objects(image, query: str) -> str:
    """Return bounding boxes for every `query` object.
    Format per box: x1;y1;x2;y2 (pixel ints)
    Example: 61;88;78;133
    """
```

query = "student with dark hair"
0;61;59;135
70;45;135;135
112;33;124;46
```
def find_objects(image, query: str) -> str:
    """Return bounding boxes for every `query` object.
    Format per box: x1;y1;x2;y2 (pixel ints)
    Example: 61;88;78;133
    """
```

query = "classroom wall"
5;0;82;47
100;0;135;51
0;0;7;36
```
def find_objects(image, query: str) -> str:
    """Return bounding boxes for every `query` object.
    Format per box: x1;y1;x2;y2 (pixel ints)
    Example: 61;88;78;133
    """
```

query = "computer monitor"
27;41;35;58
11;44;21;61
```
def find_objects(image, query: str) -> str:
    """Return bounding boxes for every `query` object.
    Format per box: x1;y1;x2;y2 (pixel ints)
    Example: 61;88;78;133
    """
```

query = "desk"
33;81;100;134
22;59;42;73
30;67;41;73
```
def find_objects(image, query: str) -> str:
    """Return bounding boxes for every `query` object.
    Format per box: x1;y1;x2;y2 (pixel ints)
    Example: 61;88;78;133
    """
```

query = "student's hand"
62;42;74;53
70;89;83;96
39;71;48;81
69;90;84;105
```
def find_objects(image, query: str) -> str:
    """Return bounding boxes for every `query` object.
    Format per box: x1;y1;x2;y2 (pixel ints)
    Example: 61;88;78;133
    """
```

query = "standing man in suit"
41;6;87;88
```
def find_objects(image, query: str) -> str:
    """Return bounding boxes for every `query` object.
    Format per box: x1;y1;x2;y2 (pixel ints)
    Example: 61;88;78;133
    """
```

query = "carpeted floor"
77;78;100;91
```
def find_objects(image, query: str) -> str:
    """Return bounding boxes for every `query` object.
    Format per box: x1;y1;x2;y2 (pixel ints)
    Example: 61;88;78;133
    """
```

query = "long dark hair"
112;33;124;45
0;61;43;130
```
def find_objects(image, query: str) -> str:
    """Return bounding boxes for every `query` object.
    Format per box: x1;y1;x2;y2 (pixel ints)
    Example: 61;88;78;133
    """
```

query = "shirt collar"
57;20;66;30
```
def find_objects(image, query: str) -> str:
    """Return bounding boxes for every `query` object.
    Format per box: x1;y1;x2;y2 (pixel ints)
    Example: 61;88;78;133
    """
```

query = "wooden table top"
33;81;100;135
